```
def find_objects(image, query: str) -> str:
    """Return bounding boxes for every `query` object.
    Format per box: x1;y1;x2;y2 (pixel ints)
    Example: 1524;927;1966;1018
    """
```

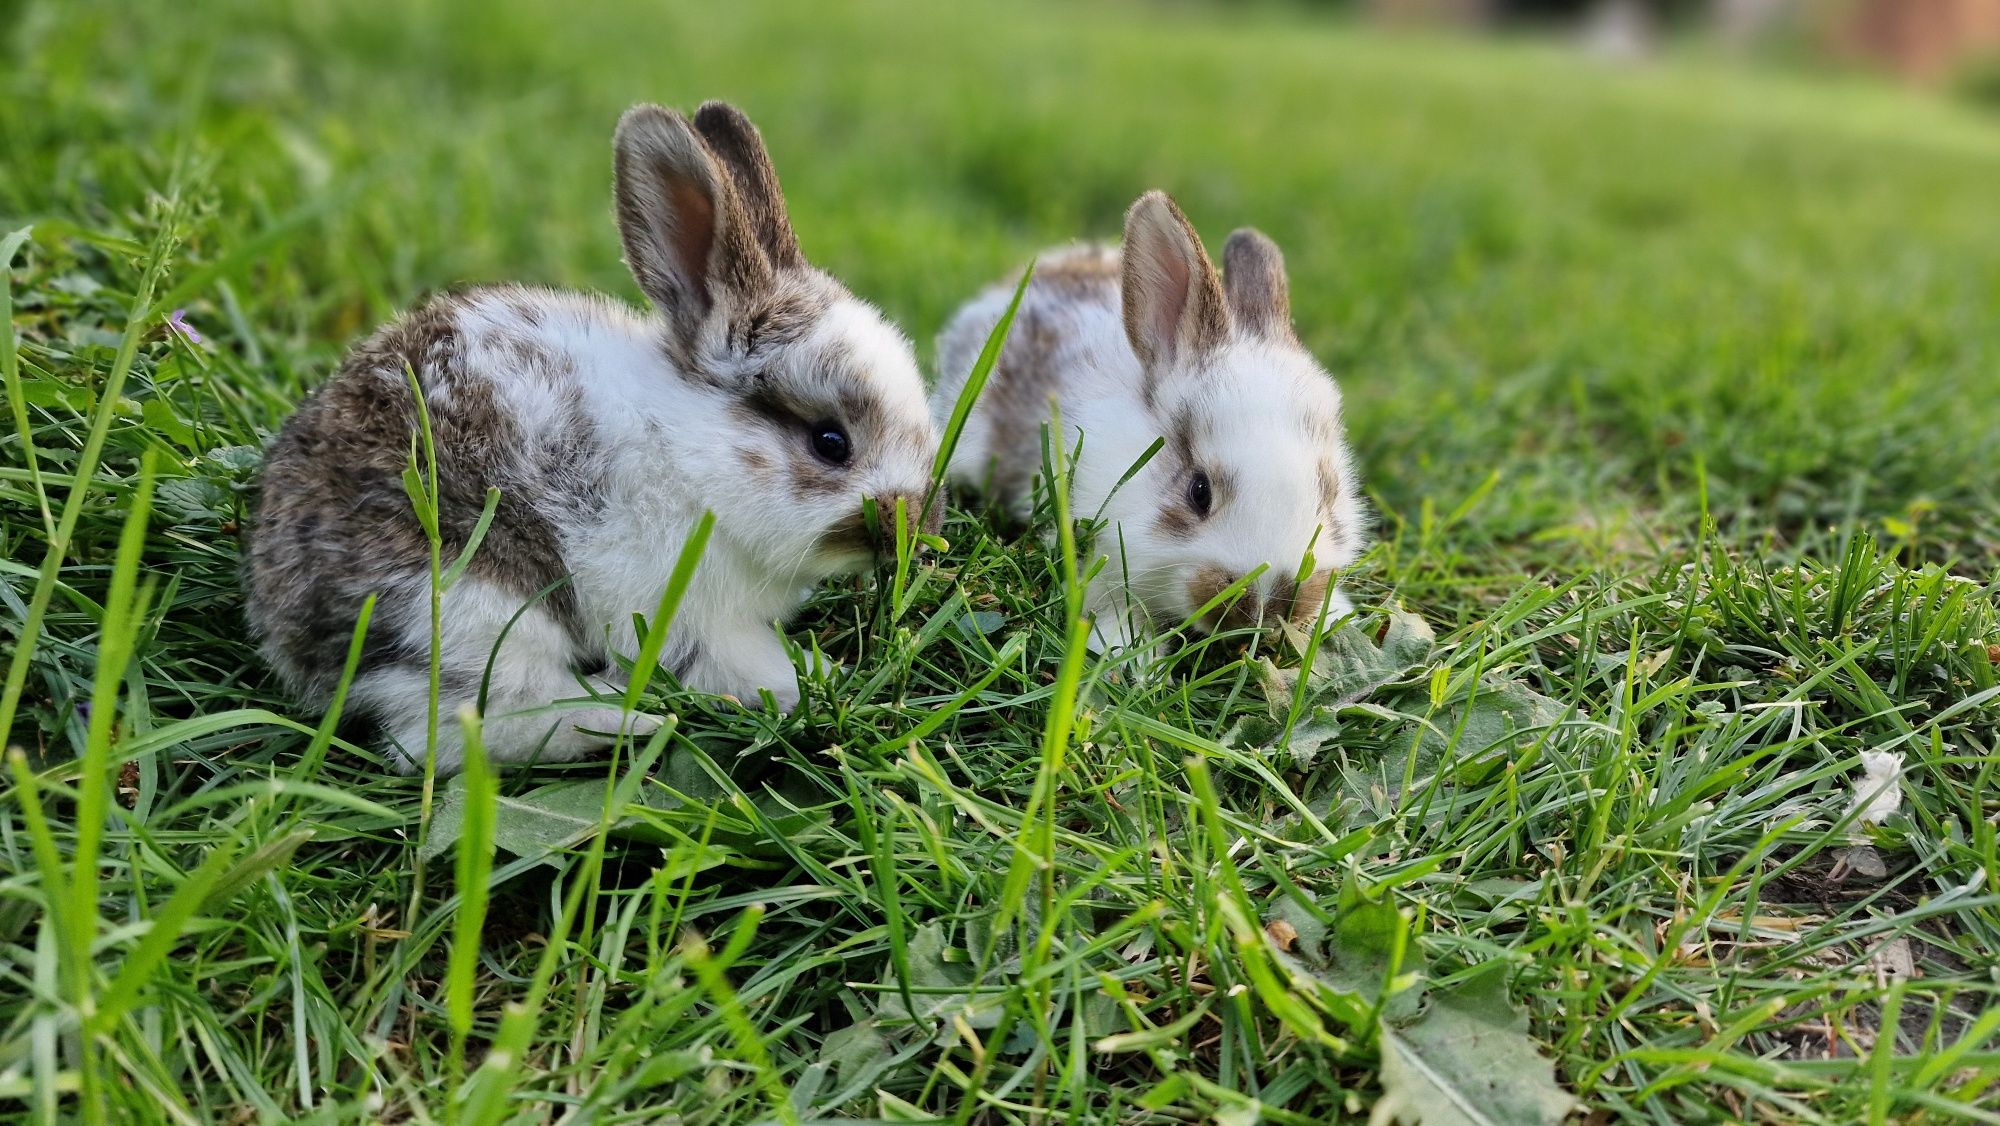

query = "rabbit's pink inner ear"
1128;235;1192;365
664;178;720;306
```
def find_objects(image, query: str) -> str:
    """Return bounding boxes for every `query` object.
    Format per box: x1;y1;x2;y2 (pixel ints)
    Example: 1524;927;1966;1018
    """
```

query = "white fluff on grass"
1849;750;1905;827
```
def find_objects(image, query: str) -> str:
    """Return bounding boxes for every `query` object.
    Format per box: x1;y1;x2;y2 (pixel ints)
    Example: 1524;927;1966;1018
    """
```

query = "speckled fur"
245;102;937;773
248;289;601;700
933;191;1368;649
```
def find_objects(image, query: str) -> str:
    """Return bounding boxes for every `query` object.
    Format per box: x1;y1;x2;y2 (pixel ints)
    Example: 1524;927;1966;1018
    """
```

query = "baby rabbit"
933;191;1366;650
246;102;939;774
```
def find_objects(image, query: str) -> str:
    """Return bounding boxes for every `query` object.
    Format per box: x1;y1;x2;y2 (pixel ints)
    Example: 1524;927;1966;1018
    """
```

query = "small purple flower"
166;308;203;345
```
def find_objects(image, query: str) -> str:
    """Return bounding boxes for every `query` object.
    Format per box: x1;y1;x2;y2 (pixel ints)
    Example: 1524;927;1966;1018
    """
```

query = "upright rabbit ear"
693;101;805;272
613;103;773;343
1222;228;1292;341
1121;191;1230;375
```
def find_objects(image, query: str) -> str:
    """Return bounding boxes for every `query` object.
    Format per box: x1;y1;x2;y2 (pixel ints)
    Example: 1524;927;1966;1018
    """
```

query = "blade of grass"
440;487;503;591
88;832;246;1033
931;260;1034;487
0;193;182;748
0;226;52;539
991;402;1090;948
621;510;715;712
67;447;162;1126
447;707;498;1092
681;906;800;1126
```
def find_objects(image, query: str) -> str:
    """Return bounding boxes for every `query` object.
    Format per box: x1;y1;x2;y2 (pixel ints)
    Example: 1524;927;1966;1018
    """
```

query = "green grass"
4;0;2000;1120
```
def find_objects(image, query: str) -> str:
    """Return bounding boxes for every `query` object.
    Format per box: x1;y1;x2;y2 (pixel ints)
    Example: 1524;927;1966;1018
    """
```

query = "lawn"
4;0;2000;1121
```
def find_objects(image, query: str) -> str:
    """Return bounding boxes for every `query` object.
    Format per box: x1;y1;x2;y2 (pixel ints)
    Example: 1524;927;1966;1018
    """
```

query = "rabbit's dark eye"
1187;470;1213;518
811;423;851;466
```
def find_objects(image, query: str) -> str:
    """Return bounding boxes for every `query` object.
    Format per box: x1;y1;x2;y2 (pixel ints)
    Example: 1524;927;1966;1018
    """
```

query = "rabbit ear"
1121;191;1230;374
613;103;773;339
1222;228;1292;340
693;101;805;272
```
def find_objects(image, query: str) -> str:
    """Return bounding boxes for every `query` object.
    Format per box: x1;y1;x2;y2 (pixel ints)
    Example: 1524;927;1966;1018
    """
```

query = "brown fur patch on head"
728;386;846;498
1153;502;1200;543
837;384;892;448
1166;407;1200;462
725;331;932;506
786;450;848;497
1035;245;1122;300
731;285;825;356
1152;408;1231;542
1185;564;1235;625
818;509;874;557
1222;228;1293;341
1184;567;1331;633
815;487;942;560
671;269;844;388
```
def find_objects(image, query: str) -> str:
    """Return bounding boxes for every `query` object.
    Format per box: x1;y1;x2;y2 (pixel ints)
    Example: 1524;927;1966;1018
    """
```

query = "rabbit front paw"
680;627;804;713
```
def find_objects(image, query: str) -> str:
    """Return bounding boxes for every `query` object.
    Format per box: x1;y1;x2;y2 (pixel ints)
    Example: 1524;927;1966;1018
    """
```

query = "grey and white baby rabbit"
932;190;1366;650
246;102;939;773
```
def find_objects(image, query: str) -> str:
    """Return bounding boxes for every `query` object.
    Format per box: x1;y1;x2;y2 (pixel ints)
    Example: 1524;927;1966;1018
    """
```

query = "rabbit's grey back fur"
250;287;614;703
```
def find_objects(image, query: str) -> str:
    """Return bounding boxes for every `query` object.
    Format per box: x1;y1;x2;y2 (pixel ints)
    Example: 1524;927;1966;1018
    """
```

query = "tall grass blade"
0;226;52;539
447;708;498;1088
931;260;1034;487
0;198;180;747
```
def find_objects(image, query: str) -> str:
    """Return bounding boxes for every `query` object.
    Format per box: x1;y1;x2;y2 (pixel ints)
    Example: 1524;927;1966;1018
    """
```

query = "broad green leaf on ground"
421;743;822;866
154;476;233;521
1370;964;1577;1126
1267;874;1426;1033
1231;609;1436;762
1271;711;1345;769
1416;677;1567;771
421;773;682;862
799;1021;899;1113
875;921;1003;1029
1264;610;1438;713
955;610;1007;639
1249;609;1571;818
422;776;653;861
203;444;264;477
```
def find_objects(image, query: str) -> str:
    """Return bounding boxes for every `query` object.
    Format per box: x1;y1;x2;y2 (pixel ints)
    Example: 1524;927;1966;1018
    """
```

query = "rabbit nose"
1280;571;1336;625
1186;567;1269;632
1187;568;1335;632
914;489;945;538
1255;571;1340;627
868;490;943;552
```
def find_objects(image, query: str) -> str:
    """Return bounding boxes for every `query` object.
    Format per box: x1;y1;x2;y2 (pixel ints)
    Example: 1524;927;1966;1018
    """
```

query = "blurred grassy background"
11;0;1999;580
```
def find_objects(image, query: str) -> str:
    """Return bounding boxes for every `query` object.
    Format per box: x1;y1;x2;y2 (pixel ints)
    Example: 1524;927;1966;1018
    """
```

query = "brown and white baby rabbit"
933;191;1366;650
246;103;938;773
